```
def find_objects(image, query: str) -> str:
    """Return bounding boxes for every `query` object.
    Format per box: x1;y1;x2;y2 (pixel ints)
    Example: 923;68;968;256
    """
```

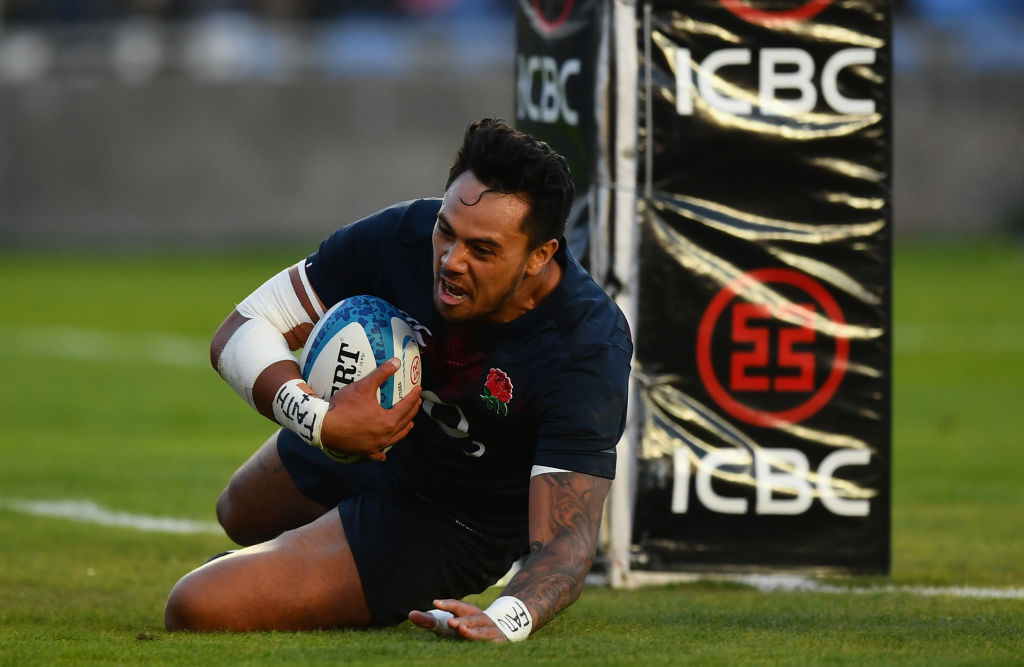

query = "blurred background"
0;0;1022;249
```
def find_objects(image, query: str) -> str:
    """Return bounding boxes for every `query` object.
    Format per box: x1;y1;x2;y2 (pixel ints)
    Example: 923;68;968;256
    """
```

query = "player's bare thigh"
165;508;371;631
216;430;328;545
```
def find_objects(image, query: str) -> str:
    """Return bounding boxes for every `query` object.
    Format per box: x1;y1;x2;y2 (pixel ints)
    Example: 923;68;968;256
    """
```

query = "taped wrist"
483;596;533;642
271;379;329;448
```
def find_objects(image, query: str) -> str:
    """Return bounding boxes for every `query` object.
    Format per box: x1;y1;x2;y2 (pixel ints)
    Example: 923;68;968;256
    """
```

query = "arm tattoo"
503;472;611;630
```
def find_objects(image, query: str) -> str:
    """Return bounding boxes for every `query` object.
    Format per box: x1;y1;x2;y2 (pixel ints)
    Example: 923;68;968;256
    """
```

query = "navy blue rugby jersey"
303;198;632;543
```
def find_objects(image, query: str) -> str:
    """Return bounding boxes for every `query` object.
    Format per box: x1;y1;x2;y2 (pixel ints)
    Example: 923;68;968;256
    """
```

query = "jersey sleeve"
531;338;632;479
302;200;418;308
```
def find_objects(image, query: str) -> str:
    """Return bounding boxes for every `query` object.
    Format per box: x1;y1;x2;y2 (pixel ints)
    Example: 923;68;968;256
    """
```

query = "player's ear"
525;238;559;276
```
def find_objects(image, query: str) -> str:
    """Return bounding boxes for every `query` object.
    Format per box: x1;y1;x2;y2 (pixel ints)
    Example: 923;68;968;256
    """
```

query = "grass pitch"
1;242;1022;664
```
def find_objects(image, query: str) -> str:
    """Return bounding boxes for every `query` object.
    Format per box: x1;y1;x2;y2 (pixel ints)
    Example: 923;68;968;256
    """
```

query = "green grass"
2;242;1023;664
891;243;1024;589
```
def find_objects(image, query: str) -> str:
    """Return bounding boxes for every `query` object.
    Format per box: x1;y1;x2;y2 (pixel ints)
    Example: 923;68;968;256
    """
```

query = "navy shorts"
277;430;519;626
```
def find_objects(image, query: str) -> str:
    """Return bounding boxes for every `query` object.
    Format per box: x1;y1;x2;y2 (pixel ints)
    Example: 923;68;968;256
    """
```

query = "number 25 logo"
731;302;817;393
697;268;849;427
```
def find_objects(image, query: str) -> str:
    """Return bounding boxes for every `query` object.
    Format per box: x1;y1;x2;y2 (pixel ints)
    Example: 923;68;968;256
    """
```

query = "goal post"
515;0;892;583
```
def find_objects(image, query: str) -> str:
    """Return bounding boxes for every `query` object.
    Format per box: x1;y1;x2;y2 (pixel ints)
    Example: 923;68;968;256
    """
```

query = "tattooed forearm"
503;472;612;630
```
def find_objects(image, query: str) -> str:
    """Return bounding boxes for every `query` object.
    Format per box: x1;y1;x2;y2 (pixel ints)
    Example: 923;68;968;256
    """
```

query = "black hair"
445;118;574;249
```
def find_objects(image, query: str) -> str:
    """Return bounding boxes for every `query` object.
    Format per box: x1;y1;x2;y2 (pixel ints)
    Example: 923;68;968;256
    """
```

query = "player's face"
432;171;540;324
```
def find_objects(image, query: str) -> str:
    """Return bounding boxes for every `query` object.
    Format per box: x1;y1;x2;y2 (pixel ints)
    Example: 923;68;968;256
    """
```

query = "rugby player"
163;118;633;642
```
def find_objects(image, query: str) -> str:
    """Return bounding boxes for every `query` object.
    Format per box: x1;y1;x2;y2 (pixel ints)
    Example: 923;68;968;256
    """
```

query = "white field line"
731;573;1024;601
7;498;1024;600
2;498;222;535
593;571;1024;601
0;325;209;368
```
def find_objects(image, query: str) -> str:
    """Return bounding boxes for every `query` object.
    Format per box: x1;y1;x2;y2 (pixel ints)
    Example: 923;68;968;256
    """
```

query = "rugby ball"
299;293;421;412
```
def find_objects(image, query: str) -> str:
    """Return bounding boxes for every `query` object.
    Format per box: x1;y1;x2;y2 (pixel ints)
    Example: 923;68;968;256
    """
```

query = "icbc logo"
719;0;835;26
697;268;849;427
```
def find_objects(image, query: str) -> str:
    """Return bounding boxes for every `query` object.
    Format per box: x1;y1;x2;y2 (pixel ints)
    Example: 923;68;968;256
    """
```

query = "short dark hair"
446;118;574;249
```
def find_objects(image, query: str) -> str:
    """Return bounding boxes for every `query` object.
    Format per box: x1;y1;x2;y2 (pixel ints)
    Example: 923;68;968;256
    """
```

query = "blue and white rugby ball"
299;295;421;410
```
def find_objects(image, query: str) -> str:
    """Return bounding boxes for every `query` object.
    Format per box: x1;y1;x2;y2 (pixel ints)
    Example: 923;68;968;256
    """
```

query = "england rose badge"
480;368;513;416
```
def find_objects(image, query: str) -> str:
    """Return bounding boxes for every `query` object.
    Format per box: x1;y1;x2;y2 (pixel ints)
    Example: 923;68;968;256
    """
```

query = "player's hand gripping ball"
299;295;421;462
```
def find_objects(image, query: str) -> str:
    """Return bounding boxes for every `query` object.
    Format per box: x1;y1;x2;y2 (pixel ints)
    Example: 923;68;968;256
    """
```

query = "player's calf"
215;435;328;545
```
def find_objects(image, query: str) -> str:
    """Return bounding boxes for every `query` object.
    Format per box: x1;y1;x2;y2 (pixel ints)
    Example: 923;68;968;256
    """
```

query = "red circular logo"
696;268;849;427
409;356;421;386
718;0;834;26
532;0;574;33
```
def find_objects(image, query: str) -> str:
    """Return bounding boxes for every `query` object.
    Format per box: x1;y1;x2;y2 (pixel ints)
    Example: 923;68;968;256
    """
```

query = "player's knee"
164;577;207;632
216;486;262;546
215;487;236;533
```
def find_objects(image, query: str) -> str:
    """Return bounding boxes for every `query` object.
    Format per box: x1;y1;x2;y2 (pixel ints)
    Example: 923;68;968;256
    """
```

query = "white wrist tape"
271;379;329;448
483;596;533;642
217;317;297;409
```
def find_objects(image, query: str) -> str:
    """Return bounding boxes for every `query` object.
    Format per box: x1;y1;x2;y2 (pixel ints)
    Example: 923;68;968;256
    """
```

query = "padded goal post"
515;0;892;584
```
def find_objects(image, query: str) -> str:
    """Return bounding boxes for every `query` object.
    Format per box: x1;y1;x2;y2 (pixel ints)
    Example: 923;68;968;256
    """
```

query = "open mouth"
438;278;469;305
